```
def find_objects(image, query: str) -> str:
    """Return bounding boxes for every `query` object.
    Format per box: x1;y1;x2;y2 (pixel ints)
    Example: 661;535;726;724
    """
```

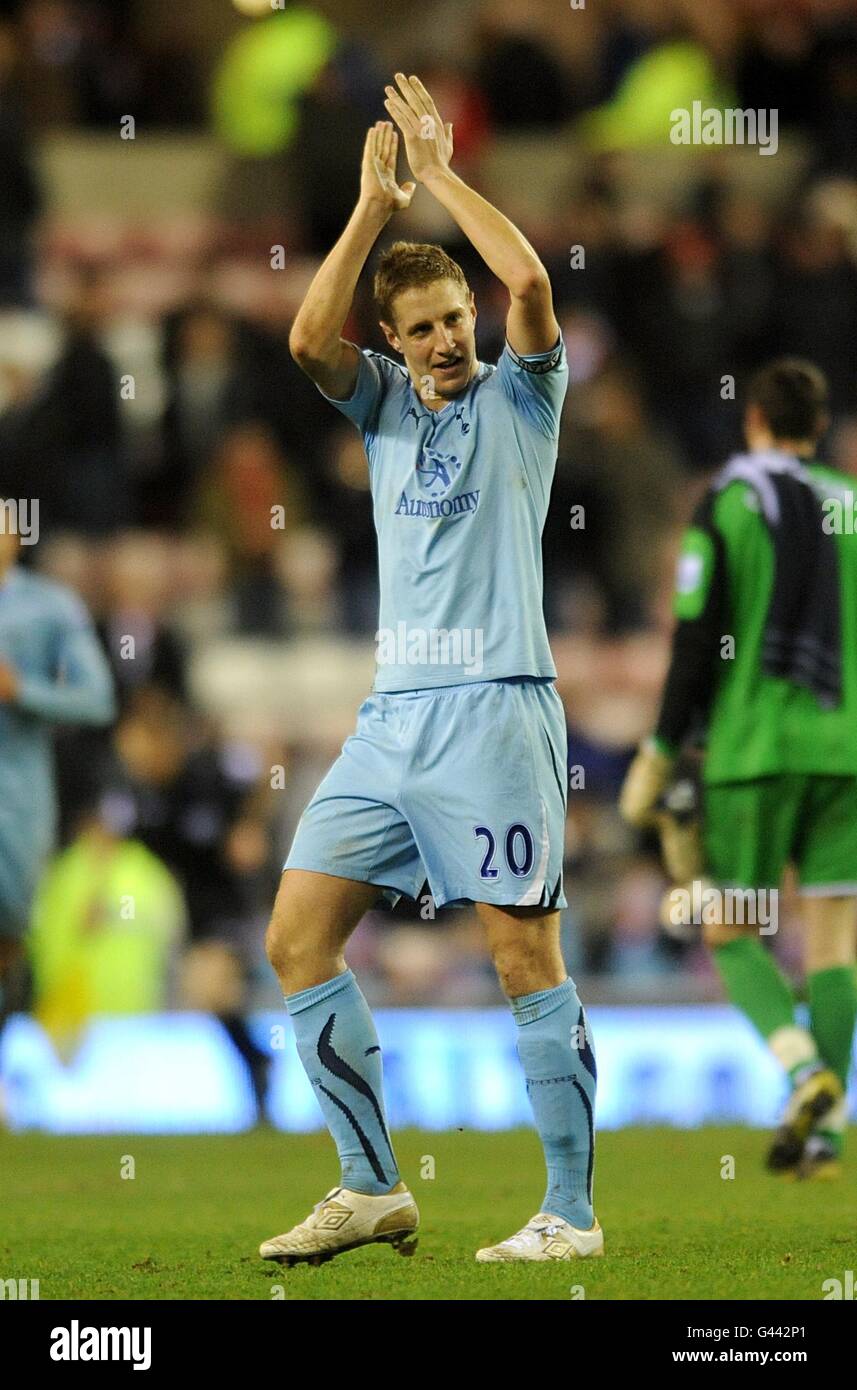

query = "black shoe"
766;1068;843;1173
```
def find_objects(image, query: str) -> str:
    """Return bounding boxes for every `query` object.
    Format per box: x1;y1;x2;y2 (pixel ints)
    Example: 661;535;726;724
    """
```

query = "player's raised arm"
383;73;560;356
289;121;416;400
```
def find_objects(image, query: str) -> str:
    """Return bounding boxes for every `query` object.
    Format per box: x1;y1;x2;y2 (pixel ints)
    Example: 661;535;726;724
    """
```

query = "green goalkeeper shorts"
703;774;857;895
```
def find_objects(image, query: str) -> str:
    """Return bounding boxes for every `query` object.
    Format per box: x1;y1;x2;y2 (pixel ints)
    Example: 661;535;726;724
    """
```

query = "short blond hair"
373;240;469;327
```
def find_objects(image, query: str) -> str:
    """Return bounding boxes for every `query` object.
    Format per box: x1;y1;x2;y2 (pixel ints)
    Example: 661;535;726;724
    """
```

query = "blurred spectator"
0;19;41;306
809;13;857;176
274;525;340;636
475;5;571;129
97;532;187;706
102;688;275;1117
0;268;126;533
615;219;738;467
291;37;388;254
716;189;776;379
542;191;622;324
547;365;684;633
28;811;185;1058
153;303;331;527
212;5;337;157
157;301;250;520
771;202;857;417
20;0;201;129
734;1;821;133
320;427;377;634
580;27;732;152
194;423;308;637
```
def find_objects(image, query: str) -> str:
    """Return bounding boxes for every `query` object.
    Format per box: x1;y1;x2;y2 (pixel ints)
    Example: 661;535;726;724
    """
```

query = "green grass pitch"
3;1127;853;1300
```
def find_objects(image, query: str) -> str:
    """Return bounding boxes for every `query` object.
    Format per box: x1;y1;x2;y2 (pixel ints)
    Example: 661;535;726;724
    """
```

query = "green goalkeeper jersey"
661;460;857;784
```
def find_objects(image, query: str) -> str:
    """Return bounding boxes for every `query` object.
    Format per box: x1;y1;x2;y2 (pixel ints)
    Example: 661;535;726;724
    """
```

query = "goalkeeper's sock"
285;969;400;1195
808;966;857;1117
511;978;596;1231
712;937;799;1044
713;938;826;1086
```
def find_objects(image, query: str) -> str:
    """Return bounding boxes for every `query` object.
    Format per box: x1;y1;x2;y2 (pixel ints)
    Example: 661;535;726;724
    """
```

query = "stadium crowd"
0;0;855;1040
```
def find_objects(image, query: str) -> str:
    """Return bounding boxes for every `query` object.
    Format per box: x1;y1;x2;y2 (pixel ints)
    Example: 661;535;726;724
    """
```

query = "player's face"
382;279;477;400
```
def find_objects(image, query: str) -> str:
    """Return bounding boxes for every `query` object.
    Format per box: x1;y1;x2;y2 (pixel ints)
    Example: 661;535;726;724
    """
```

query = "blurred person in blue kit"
103;687;277;1121
0;516;116;1052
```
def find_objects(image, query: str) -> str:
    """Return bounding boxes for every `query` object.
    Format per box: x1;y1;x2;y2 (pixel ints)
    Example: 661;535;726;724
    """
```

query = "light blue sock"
285;969;399;1195
511;977;597;1230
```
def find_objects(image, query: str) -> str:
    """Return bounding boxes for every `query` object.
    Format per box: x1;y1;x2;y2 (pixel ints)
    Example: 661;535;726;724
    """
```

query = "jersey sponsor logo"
394;488;480;519
416;446;461;497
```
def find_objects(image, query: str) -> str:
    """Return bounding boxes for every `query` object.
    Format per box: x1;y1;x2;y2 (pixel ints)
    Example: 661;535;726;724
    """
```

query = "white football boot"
476;1212;604;1262
259;1181;419;1267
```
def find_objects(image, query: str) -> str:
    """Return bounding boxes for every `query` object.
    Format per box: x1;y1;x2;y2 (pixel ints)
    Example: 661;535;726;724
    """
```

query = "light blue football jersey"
319;335;568;691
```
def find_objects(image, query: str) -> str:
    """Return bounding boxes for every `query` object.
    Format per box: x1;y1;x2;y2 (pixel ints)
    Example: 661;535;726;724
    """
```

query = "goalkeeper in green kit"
621;359;857;1179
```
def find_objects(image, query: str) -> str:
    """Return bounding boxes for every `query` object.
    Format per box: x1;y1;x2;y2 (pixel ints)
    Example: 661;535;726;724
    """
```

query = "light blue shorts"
285;677;568;910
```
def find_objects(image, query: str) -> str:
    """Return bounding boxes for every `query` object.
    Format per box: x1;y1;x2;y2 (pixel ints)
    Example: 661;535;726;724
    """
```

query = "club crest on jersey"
416;446;461;497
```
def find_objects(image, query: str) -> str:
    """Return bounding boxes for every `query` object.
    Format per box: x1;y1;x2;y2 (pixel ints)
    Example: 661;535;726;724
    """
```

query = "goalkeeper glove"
618;737;675;828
